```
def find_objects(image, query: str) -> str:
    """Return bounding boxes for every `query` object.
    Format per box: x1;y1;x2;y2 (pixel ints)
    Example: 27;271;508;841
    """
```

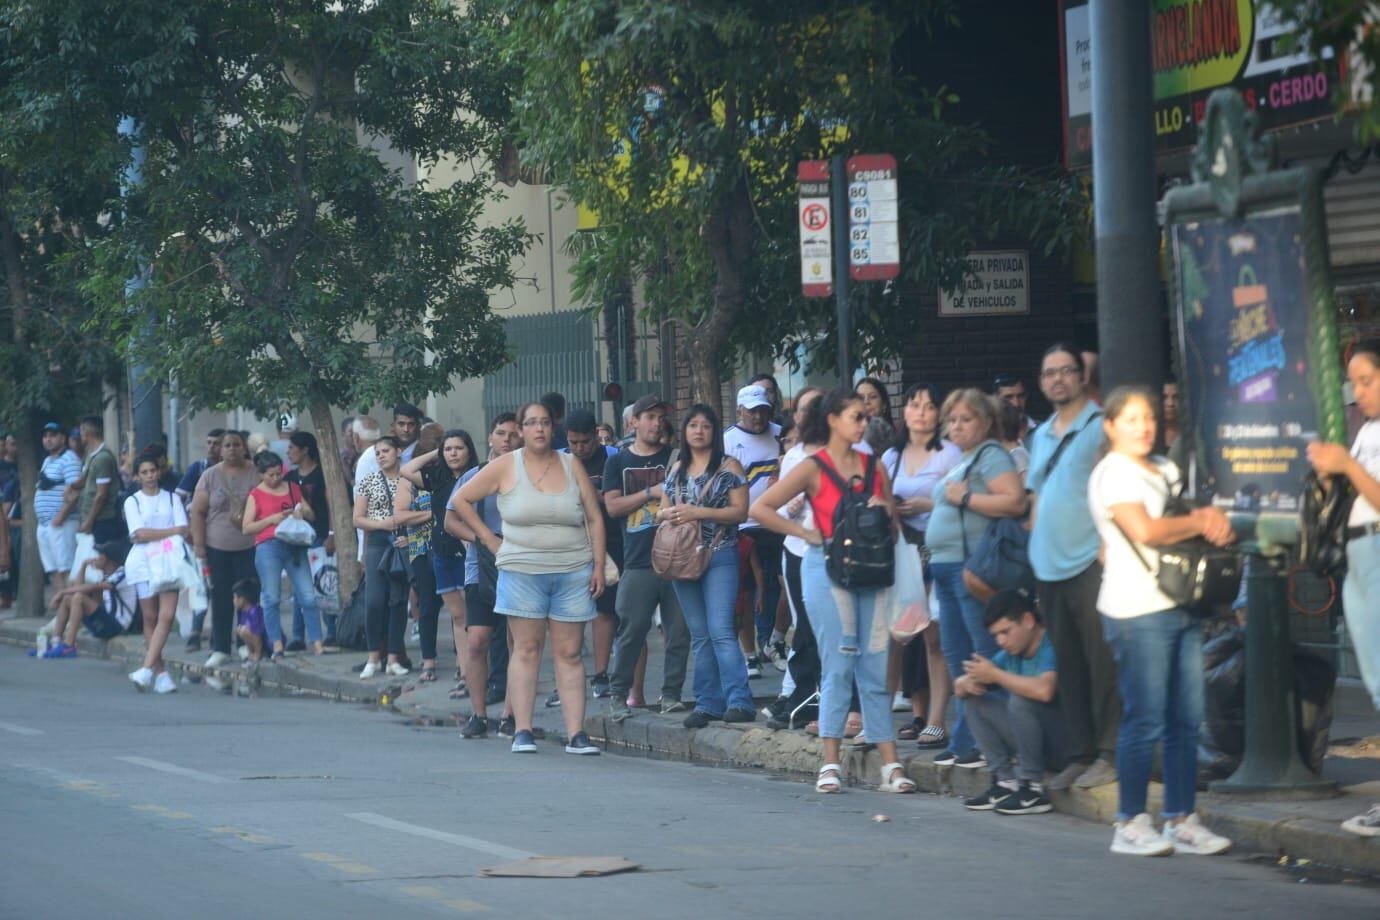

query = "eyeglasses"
521;418;552;428
1040;366;1081;381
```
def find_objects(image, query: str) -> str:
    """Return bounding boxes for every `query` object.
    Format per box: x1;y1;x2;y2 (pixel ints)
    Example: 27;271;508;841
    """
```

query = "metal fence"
482;310;600;422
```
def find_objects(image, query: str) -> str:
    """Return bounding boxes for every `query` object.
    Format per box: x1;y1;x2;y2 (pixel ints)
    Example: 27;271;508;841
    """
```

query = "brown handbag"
650;467;726;580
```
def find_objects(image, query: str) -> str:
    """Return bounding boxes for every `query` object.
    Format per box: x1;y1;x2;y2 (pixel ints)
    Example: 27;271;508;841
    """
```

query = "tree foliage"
1273;1;1380;141
505;1;1085;402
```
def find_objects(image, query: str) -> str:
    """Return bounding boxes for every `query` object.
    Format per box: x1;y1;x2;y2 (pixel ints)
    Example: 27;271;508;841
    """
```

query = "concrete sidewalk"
6;610;1380;877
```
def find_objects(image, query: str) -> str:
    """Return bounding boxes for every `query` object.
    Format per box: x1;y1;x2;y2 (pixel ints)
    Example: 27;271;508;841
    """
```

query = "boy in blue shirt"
956;589;1064;816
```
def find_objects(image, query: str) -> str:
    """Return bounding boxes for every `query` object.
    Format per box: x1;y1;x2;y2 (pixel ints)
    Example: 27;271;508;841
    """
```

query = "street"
2;645;1375;918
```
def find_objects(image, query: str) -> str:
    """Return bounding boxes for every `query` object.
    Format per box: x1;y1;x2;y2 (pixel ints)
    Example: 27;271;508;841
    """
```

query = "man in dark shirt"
564;409;620;699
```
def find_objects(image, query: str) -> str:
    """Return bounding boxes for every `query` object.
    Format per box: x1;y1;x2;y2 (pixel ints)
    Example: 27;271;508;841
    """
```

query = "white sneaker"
1162;813;1231;855
360;661;379;679
1111;813;1174;856
1341;804;1380;837
891;691;909;713
387;662;410;677
129;667;154;691
237;645;249;661
154;672;178;695
204;651;230;668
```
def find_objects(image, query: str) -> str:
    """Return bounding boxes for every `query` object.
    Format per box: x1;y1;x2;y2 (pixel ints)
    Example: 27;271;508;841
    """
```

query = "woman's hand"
482;533;502;556
804;529;824;547
589;564;605;599
292;503;307;519
661;504;699;525
1307;441;1352;477
392;533;408;549
1193;506;1235;547
943;481;969;506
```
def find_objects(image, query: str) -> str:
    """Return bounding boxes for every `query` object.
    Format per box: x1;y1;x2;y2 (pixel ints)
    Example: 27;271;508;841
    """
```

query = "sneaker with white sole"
745;655;762;679
1111;813;1174;856
891;691;910;713
965;781;1018;811
129;667;154;691
565;731;600;755
154;672;178;694
359;661;380;679
1162;814;1231;855
1341;804;1380;838
204;651;230;668
386;662;409;677
953;751;987;769
995;781;1052;815
511;729;537;753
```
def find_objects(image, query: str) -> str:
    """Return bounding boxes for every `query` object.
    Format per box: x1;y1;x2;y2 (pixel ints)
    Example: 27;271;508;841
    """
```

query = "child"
39;540;136;655
234;579;267;664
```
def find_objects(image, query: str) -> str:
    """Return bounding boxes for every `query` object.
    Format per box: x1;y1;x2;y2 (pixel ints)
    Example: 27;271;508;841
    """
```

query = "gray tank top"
496;448;591;574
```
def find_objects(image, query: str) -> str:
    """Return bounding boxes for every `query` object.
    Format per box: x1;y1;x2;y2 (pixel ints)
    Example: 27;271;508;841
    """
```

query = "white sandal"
816;762;843;793
881;762;916;793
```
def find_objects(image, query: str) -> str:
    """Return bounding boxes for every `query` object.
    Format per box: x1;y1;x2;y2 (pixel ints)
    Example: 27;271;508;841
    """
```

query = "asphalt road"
3;645;1375;918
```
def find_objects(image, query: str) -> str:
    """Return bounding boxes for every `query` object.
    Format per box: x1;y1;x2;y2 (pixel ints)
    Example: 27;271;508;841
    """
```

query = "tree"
1273;1;1380;140
505;2;1084;406
89;0;530;596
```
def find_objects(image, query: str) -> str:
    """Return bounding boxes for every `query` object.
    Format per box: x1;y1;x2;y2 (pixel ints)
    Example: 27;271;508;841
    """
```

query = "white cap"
736;384;771;409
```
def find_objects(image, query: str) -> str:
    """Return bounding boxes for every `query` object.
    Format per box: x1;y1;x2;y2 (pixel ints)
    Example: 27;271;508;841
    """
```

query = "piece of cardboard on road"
480;856;639;878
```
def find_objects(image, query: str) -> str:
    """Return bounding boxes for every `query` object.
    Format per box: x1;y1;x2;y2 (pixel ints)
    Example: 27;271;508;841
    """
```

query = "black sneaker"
761;696;789;721
565;731;600;755
746;655;763;679
544;690;561;708
933;750;959;767
954;751;988;769
995;782;1053;815
485;685;505;706
965;782;1018;811
461;713;488;739
286;639;307;653
766;713;792;730
511;729;537;753
590;672;611;699
496;715;516;738
683;710;721;729
723;707;757;723
184;634;202;652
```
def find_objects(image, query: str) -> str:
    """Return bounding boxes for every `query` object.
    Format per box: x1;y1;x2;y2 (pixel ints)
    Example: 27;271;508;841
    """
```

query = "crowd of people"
10;337;1380;852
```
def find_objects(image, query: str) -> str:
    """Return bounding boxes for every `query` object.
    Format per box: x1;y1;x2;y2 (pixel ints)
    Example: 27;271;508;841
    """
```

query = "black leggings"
364;531;408;656
208;546;257;654
411;553;442;661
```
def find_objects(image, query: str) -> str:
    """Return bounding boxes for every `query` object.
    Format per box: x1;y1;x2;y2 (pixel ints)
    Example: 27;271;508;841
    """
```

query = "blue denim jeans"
1102;609;1203;821
1344;533;1380;708
291;534;327;643
673;543;753;716
931;561;997;757
801;546;894;743
255;539;323;647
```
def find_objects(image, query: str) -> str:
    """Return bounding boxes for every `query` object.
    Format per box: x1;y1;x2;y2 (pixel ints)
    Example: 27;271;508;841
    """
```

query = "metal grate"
482;310;599;422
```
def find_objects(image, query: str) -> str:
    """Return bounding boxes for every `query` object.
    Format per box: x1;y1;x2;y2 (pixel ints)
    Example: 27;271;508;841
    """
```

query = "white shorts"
131;581;156;601
38;519;79;574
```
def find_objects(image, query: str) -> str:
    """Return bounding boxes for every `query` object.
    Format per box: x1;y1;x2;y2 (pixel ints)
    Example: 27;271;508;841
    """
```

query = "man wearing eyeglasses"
1025;344;1119;794
994;374;1038;440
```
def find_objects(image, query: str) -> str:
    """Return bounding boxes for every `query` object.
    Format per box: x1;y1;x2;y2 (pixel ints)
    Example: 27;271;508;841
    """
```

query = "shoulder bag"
960;444;1033;601
651;465;727;580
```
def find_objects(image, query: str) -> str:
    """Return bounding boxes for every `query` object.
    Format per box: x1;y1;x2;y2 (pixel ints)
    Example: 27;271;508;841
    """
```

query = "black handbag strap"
957;443;998;559
1106;465;1181;574
1039;411;1102;483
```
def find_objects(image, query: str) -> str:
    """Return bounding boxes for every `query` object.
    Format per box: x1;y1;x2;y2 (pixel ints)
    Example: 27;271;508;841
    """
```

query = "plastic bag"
274;515;316;547
888;541;931;644
145;536;186;593
308;545;340;614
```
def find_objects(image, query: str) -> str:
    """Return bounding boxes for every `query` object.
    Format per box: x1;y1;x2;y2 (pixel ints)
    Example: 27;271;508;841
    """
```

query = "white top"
1349;419;1380;526
880;440;963;532
1087;452;1181;619
780;444;816;558
122;489;189;586
723;423;781;529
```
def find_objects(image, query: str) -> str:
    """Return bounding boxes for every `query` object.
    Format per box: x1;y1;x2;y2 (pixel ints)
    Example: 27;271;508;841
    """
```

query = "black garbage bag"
333;584;369;651
1198;626;1336;778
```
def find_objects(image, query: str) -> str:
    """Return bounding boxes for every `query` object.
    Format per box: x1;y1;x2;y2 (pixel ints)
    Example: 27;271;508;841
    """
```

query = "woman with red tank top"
751;389;916;796
241;451;324;658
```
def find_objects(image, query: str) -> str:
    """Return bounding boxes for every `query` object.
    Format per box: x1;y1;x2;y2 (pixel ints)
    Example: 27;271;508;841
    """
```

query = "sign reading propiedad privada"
1060;0;1343;169
938;251;1030;317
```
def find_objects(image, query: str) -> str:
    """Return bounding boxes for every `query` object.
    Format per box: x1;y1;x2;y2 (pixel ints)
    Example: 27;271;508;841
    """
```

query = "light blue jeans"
1345;533;1380;709
931;561;997;757
1102;609;1203;821
255;539;323;647
801;546;894;743
673;543;753;716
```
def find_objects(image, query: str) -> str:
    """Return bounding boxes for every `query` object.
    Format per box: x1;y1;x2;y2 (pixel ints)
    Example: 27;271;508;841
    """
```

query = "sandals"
881;762;916;794
816;763;843;793
419;666;437;683
844;713;863;738
448;679;470;700
916;725;948;748
898;718;924;741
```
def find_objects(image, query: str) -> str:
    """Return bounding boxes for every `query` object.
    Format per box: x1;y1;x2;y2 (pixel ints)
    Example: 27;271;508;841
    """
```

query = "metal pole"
1090;1;1162;394
119;116;162;452
831;154;851;386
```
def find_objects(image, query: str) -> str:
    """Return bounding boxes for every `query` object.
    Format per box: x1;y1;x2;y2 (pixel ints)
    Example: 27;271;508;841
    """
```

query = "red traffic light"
603;382;623;402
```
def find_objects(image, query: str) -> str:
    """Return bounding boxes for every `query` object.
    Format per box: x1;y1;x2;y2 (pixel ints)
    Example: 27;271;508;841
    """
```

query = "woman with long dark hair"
402;427;479;690
856;376;896;455
881;382;962;747
751;390;916;795
243;450;324;658
125;454;190;692
353;435;410;678
285;430;331;647
658;405;753;728
190;430;258;668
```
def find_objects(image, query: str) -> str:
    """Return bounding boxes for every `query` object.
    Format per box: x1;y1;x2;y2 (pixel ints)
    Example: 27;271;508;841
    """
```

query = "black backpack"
811;452;894;589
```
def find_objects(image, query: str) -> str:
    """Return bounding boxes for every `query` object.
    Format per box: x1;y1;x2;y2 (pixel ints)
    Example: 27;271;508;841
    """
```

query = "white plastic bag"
888;541;931;643
274;515;316;547
145;535;187;593
308;545;340;614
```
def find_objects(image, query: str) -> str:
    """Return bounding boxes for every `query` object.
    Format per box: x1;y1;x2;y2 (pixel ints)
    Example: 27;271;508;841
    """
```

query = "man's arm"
964;653;1057;704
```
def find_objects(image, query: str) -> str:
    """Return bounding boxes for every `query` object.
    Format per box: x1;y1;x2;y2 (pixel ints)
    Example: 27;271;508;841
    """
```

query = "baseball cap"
630;394;668;416
736;384;771;409
41;422;63;433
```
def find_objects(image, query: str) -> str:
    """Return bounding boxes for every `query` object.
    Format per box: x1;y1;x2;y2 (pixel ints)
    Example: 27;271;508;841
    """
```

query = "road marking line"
442;899;492;913
115;755;230;784
344;812;537;861
301;852;378;875
61;780;119;799
400;886;444;898
0;721;42;736
133;803;194;819
210;826;277;845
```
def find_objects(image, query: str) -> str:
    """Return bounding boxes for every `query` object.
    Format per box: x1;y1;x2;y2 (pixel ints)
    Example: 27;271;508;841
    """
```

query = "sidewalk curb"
582;711;1380;878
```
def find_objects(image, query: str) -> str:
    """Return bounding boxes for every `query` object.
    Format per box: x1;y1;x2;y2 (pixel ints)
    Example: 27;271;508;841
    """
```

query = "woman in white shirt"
1088;386;1234;858
1308;338;1380;838
124;455;190;694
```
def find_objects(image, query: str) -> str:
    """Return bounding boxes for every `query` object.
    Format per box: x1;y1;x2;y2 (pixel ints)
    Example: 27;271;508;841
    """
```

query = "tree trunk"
682;170;755;409
307;389;361;601
13;417;44;617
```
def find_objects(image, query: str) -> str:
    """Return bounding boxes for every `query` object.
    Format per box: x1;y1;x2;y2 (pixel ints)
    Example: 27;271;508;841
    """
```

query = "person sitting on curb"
41;540;137;656
957;589;1062;816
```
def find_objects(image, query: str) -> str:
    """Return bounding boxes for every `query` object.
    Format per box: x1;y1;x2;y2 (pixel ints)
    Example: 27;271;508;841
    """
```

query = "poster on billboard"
1060;0;1343;169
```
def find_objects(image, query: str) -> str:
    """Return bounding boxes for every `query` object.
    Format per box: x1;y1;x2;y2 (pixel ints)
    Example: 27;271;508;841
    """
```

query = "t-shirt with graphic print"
723;423;780;529
603;445;673;570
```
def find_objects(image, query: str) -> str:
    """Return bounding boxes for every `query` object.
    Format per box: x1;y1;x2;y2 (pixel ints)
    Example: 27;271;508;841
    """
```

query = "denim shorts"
495;564;596;622
431;553;466;596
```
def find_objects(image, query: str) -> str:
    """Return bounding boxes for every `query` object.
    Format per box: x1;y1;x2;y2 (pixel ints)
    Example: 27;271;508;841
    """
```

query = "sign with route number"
846;154;900;281
798;160;832;297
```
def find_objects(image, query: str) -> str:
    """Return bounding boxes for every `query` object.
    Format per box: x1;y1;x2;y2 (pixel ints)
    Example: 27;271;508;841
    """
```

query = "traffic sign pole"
831;154;851;385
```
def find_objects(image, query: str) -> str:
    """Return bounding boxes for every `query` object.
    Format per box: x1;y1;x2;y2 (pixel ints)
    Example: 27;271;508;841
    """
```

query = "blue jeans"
801;546;894;743
931;561;997;757
1344;534;1380;708
673;543;753;716
255;539;323;647
291;535;328;643
1102;609;1203;821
